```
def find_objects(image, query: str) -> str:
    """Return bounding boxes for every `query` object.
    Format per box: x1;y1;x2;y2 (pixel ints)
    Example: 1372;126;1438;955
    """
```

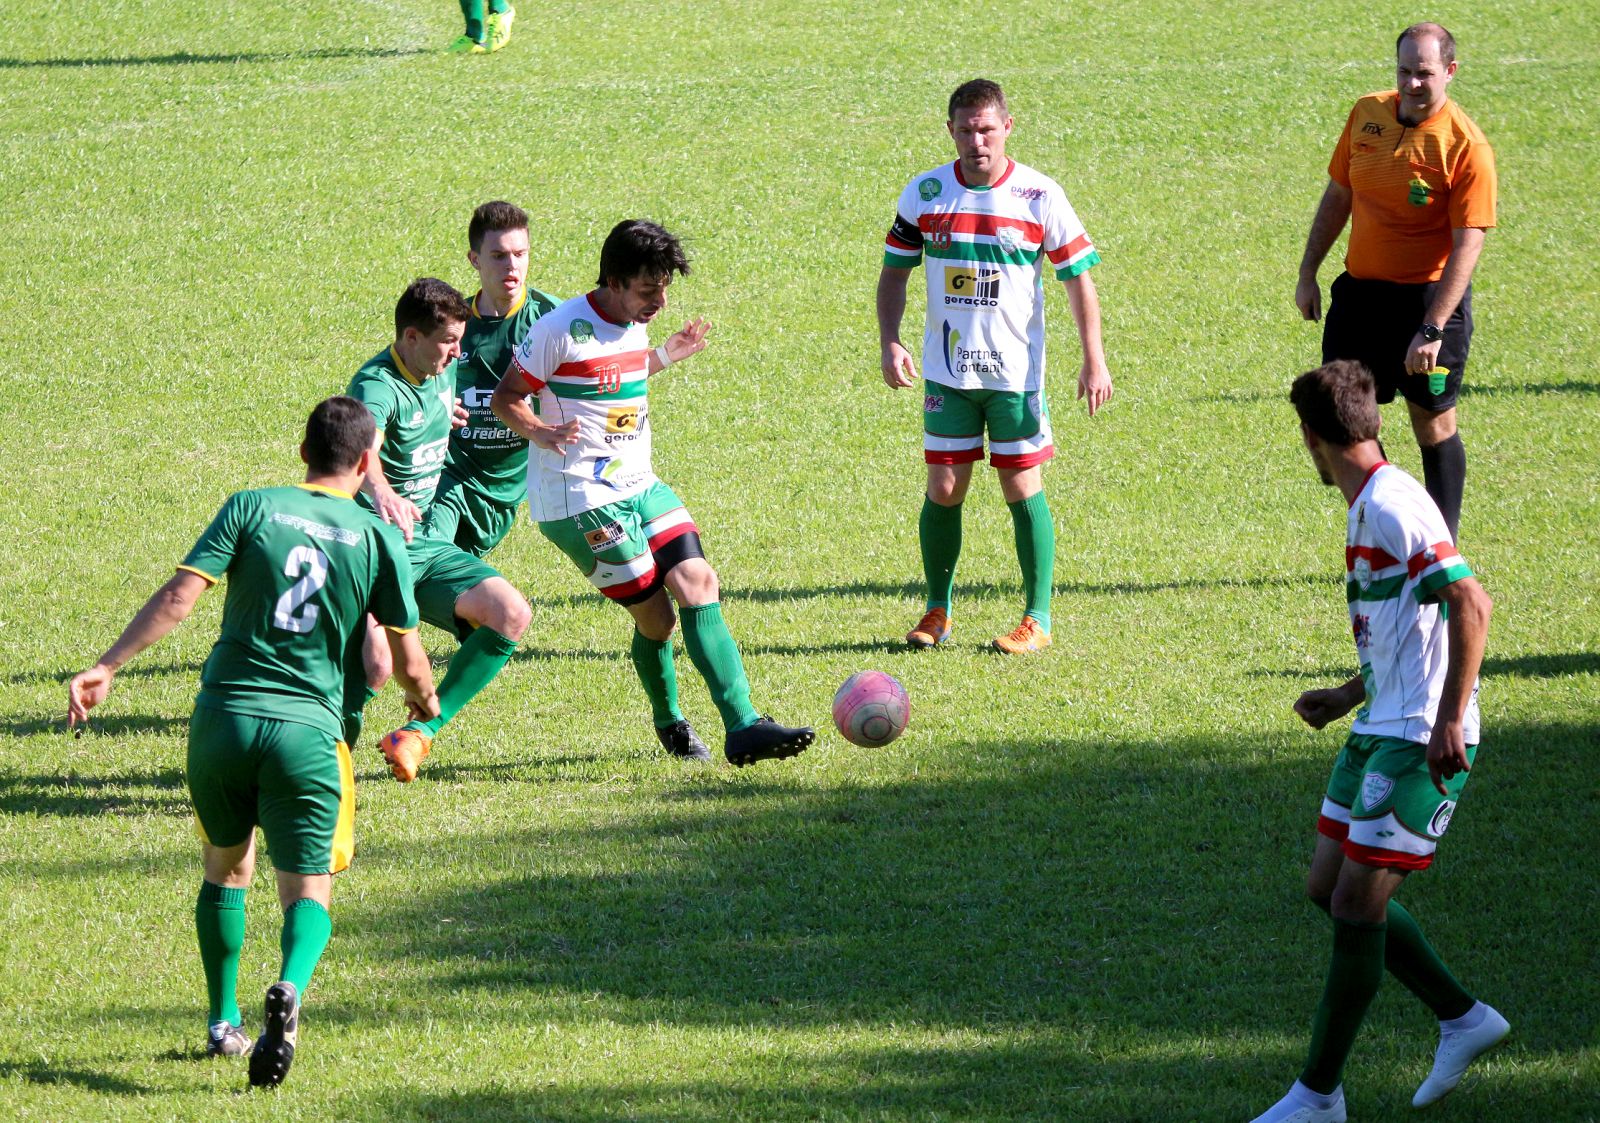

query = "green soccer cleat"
446;34;487;54
486;5;515;52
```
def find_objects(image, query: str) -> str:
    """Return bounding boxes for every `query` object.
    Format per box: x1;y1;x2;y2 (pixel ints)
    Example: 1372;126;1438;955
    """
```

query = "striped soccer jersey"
1346;463;1480;744
884;158;1098;394
509;293;656;522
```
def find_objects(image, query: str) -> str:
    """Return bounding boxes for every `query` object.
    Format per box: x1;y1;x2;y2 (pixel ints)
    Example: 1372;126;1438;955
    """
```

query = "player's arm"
647;317;711;375
489;369;579;452
67;570;211;728
383;627;440;724
358;429;421;543
1293;674;1365;730
1426;575;1492;794
1295;178;1353;322
1406;227;1487;374
1062;270;1112;416
877;265;918;389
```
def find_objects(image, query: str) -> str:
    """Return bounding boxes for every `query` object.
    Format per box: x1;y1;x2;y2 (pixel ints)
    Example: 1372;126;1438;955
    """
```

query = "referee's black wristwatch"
1418;322;1445;343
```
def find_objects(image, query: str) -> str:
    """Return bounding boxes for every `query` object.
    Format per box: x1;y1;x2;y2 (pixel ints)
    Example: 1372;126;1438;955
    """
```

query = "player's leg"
990;389;1055;653
187;707;262;1057
913;386;983;647
248;728;351;1088
623;589;703;758
448;0;488;51
1407;282;1473;542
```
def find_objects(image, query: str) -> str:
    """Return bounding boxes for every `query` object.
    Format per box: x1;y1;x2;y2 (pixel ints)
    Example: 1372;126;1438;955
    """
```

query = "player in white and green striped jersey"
492;219;814;768
877;79;1113;656
1249;359;1505;1123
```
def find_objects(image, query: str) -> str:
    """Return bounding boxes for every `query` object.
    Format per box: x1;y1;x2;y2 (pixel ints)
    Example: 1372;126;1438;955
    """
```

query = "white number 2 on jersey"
273;545;329;634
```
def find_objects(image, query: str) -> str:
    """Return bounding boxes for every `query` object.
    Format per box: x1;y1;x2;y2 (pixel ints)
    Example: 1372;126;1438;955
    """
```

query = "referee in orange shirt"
1295;23;1496;543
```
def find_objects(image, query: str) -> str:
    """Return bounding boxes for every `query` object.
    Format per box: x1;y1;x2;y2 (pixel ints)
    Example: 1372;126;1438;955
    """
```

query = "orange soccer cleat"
380;728;432;782
991;616;1051;655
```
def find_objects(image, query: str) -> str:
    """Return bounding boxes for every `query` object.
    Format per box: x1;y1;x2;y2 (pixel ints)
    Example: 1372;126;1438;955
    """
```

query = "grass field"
2;1;1597;1119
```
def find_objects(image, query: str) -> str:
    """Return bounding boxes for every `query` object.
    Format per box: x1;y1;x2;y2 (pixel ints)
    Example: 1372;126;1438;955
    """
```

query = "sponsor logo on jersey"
1360;772;1394;811
585;520;626;554
1010;185;1045;200
606;405;641;433
1352;613;1372;649
270;513;361;546
409;436;451;470
461;387;494;410
401;471;441;496
918;177;943;201
589;456;643;490
570;318;595;343
1428;800;1456;837
943;322;1006;378
1357;502;1366;528
943;265;1000;307
405;410;426;428
924;393;944;414
1362;121;1383;135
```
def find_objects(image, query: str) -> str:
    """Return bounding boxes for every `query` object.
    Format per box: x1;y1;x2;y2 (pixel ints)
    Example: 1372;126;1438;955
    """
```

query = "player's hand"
67;664;114;729
405;690;441;724
1293;687;1356;730
451;398;470;428
1295;276;1322;322
881;341;918;388
1077;358;1113;417
663;317;712;364
531;418;581;452
1405;333;1444;375
1426;720;1471;796
373;484;421;543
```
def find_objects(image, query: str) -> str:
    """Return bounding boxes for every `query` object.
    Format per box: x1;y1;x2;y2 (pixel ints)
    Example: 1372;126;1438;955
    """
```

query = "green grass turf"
1;0;1597;1118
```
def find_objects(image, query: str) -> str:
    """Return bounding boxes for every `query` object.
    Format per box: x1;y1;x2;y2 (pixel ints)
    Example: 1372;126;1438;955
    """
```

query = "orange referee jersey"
1330;91;1497;284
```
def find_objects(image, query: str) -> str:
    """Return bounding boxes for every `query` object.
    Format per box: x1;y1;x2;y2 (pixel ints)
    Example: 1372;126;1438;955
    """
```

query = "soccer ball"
832;671;910;747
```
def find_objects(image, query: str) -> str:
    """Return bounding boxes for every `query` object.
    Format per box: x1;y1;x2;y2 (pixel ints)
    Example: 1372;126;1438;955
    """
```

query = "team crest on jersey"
994;226;1022;254
570;318;595;343
924;393;944;414
1423;546;1438;563
1361;772;1394;810
1428;800;1456;837
584;520;626;554
1353;557;1372;590
918;178;943;202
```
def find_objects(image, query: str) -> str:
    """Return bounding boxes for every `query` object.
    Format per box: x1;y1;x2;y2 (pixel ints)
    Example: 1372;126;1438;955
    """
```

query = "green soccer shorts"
538;481;703;606
1317;732;1479;871
187;706;356;875
421;472;517;559
407;533;501;639
922;383;1054;469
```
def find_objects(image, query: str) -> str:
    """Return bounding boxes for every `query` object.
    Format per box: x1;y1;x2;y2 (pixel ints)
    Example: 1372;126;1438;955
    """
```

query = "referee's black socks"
1420;433;1466;543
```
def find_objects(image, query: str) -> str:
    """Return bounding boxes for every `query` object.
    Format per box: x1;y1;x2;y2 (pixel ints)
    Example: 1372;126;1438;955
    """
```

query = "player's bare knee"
667;559;719;607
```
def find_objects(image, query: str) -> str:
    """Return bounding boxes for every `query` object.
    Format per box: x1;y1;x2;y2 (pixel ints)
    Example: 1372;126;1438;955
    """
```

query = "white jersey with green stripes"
1346;462;1480;744
509;293;656;521
884;159;1099;394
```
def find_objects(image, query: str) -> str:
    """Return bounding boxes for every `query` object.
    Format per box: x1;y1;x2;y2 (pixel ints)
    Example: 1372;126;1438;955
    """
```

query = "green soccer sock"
1301;917;1387;1095
196;881;246;1027
278;898;332;998
1385;899;1475;1020
488;0;509;12
410;626;518;738
631;628;683;728
1009;491;1054;632
680;602;761;733
459;0;486;39
919;497;962;611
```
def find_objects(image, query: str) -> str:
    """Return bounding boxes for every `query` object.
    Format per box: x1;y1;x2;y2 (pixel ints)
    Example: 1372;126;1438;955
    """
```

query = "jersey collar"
297;483;355;500
586;290;630;327
953;157;1015;191
473;285;526;320
389;345;425;387
1350;460;1390;508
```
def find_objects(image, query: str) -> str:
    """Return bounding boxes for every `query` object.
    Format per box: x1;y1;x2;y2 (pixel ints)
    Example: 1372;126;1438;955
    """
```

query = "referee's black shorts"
1321;273;1473;412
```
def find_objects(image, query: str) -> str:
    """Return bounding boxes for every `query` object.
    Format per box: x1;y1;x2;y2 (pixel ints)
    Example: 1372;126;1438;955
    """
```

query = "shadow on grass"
5;659;203;687
0;1060;152;1095
0;47;428;69
0;766;188;816
339;720;1596;1121
0;713;188;739
1252;651;1600;681
1193;380;1600;404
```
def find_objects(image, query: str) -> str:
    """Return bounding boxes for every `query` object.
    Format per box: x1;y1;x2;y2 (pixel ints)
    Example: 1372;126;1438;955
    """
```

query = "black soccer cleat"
247;981;299;1088
205;1020;251;1057
725;716;815;767
655;719;711;761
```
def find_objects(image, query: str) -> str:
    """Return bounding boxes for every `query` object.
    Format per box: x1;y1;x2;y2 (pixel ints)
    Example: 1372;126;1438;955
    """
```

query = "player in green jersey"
348;278;575;782
422;201;560;559
67;397;439;1088
447;0;514;53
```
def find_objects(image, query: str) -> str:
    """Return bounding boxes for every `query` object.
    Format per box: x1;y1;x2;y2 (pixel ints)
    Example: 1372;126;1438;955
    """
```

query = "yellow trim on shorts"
331;741;356;874
194;814;212;844
382;624;418;635
176;564;219;585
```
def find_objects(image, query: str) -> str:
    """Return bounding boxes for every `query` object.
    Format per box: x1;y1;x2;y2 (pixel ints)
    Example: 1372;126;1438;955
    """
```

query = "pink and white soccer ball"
832;671;910;747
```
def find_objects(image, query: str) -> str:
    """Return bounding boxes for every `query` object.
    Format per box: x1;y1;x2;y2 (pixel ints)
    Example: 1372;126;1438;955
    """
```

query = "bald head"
1397;22;1456;67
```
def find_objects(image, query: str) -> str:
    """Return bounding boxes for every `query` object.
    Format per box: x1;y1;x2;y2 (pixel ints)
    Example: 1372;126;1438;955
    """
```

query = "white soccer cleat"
1249;1080;1347;1123
1412;1001;1509;1107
